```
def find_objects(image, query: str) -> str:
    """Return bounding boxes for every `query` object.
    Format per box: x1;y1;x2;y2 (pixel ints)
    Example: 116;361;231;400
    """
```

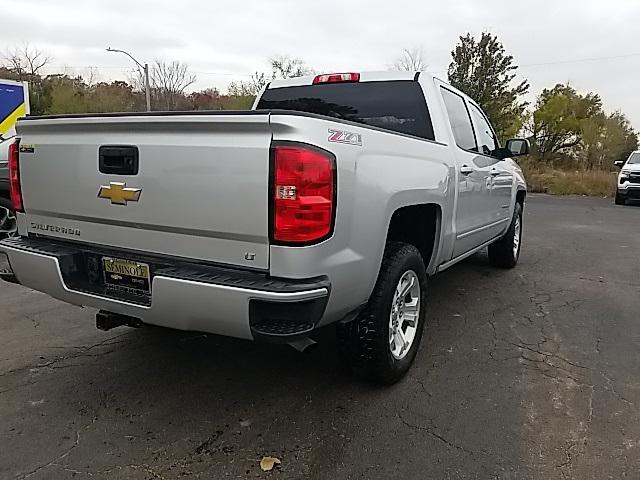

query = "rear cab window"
256;80;435;141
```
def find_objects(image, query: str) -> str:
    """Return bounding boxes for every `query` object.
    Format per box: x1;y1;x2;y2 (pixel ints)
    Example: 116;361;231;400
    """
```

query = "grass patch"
521;163;617;197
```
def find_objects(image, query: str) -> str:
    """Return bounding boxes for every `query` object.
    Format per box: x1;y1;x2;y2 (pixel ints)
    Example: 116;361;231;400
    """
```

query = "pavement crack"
518;354;583;384
602;372;634;406
23;313;40;329
0;381;37;395
510;342;589;371
123;464;167;479
414;378;433;397
18;430;81;479
487;316;498;360
0;332;131;380
398;412;477;458
16;417;98;479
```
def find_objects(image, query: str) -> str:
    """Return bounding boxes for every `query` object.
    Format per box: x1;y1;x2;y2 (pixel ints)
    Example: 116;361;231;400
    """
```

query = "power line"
46;65;254;77
426;51;640;77
42;51;640;79
518;52;640;68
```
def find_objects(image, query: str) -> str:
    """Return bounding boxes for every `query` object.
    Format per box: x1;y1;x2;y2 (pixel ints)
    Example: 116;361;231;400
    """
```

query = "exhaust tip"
287;337;318;353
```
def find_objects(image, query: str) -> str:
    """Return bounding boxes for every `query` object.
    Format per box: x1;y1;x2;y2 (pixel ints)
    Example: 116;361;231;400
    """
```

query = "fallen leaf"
260;456;281;471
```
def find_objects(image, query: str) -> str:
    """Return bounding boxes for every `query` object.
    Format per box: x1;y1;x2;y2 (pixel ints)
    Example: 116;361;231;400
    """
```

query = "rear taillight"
272;144;336;244
8;140;23;212
312;72;360;84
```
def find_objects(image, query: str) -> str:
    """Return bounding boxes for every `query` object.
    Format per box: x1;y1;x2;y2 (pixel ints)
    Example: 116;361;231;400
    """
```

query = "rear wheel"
0;197;17;239
488;202;523;269
336;242;427;385
615;192;626;206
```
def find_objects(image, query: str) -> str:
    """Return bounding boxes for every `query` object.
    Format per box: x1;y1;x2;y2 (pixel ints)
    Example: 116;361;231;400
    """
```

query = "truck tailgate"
16;113;272;269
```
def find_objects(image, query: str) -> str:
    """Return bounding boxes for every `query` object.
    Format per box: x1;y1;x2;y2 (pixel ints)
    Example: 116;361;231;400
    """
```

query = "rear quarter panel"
269;114;455;325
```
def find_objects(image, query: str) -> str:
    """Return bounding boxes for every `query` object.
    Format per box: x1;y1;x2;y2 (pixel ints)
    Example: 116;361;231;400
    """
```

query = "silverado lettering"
30;222;81;236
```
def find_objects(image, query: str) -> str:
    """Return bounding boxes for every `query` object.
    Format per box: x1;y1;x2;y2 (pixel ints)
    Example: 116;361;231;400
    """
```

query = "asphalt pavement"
1;194;639;479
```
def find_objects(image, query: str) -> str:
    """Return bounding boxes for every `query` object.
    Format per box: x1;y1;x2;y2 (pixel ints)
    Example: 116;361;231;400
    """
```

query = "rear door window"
440;87;477;151
257;80;435;140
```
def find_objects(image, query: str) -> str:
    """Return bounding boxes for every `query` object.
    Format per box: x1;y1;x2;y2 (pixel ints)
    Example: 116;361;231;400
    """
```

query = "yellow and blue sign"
0;79;30;137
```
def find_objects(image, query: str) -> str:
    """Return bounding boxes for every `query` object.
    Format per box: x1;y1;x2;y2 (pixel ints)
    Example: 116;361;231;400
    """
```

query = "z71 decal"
328;129;363;146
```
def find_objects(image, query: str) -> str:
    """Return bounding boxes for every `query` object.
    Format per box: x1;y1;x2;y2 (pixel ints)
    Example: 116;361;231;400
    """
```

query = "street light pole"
143;63;151;112
106;47;151;111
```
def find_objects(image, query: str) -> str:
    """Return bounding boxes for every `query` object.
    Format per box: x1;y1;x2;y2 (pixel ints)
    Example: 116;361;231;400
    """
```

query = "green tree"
448;32;529;140
527;84;603;163
46;75;90;114
86;81;139;113
580;111;638;170
188;88;223;110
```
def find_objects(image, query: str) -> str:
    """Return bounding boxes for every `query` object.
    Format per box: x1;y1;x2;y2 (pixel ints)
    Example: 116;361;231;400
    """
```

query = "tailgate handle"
99;146;139;175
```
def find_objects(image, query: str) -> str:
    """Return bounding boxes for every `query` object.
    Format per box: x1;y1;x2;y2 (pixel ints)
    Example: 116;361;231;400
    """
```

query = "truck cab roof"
267;71;437;89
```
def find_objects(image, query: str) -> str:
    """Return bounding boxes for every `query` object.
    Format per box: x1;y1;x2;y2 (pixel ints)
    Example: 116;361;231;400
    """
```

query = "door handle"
99;146;139;175
460;165;474;175
489;168;500;177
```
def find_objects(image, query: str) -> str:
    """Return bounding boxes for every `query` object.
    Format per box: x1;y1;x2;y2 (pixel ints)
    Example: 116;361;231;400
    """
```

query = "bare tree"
150;60;197;110
3;43;51;78
228;72;268;97
270;55;314;79
228;55;314;98
130;60;197;110
393;48;428;71
84;66;99;88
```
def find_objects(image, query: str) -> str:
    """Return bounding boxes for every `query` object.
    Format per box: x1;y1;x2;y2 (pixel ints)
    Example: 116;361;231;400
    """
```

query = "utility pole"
106;47;151;111
142;63;151;112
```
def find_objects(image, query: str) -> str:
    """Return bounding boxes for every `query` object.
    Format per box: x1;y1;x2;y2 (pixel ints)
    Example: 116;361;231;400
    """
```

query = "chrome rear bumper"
0;237;329;340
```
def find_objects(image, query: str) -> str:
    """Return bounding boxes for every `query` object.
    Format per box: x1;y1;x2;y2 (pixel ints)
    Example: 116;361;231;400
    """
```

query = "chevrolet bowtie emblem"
98;182;142;205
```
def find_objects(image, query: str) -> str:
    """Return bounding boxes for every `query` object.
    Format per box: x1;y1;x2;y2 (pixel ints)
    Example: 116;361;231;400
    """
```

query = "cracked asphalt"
1;194;639;479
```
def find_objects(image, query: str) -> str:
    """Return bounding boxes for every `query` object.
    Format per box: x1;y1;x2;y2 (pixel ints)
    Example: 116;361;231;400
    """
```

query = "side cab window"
468;102;500;159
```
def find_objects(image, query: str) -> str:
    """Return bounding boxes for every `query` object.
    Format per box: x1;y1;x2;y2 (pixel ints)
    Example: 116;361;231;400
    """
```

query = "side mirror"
504;138;530;157
614;160;624;168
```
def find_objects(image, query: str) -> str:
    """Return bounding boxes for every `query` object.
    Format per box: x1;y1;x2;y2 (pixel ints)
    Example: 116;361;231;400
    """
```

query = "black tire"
615;193;626;206
488;202;523;269
336;241;427;385
0;196;17;239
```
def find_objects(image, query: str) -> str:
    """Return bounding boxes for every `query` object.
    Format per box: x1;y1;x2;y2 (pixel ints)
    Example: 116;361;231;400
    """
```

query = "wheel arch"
384;202;443;275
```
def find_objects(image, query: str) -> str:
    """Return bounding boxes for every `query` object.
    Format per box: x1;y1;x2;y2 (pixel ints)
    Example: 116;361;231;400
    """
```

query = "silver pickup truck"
0;71;528;383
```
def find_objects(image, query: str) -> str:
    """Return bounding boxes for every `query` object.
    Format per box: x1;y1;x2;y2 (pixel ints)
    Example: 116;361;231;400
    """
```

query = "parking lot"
1;194;639;479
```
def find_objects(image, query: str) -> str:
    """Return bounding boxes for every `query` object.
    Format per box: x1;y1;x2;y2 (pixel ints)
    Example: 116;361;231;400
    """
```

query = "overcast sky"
3;0;640;127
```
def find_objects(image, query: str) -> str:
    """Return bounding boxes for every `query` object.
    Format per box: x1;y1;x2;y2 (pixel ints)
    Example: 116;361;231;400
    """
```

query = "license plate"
103;257;151;293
